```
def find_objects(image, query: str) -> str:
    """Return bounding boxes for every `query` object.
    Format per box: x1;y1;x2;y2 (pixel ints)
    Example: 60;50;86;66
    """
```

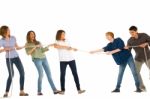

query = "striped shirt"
0;36;19;58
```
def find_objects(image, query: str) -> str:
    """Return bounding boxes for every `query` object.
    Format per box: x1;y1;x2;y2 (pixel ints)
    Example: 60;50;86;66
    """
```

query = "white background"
0;0;150;99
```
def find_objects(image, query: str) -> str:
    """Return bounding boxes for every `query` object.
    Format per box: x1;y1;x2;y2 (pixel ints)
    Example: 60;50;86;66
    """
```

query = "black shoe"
37;92;43;96
135;88;142;93
3;93;8;98
111;89;120;93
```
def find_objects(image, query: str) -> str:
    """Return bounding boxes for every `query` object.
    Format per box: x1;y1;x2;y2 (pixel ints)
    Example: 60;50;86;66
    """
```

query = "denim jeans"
32;57;57;92
116;56;140;89
60;60;80;91
6;57;25;92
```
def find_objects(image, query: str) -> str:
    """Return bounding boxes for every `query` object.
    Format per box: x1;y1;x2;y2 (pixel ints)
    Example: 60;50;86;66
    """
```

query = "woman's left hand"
73;48;78;51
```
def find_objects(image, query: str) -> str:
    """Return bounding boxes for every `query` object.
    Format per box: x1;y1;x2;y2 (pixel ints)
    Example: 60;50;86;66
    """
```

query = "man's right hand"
89;51;96;54
139;43;148;48
124;46;129;49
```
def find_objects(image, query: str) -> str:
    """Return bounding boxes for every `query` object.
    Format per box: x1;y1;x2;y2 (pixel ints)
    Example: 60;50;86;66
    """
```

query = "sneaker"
54;90;61;94
37;92;43;96
78;90;86;94
19;92;29;96
135;88;142;93
111;89;120;93
3;93;8;98
140;86;146;92
59;91;65;95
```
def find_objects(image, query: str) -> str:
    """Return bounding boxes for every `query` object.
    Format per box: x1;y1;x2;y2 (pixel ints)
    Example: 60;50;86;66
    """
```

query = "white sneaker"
59;91;65;95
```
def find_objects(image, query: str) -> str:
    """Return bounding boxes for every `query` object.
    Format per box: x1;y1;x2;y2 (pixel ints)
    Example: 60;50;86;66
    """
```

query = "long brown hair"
56;30;65;41
26;31;40;45
0;25;10;38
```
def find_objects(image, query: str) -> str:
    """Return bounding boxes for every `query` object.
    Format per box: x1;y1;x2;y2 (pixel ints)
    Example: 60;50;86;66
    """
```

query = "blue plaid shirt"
0;36;19;58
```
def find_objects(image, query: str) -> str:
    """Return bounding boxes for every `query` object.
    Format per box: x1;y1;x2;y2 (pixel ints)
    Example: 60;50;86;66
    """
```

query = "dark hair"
56;30;65;40
0;25;9;38
129;26;138;31
26;30;40;45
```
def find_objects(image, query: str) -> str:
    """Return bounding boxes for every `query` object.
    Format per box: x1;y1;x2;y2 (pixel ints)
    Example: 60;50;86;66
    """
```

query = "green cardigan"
25;42;49;59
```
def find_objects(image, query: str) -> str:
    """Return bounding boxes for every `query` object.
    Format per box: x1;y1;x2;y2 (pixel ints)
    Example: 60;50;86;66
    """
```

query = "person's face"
5;28;10;37
60;32;65;40
106;35;113;42
29;32;35;41
129;30;138;38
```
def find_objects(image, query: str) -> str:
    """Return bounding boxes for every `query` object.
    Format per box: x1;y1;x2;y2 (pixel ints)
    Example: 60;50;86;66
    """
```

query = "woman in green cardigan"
25;31;60;95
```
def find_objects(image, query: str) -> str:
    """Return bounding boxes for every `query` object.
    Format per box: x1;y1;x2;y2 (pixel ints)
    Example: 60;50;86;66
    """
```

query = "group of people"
0;26;85;98
0;25;150;97
90;26;150;92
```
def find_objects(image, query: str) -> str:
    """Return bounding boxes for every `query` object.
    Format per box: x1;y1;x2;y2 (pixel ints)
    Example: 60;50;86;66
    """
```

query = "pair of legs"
114;56;141;92
60;60;85;94
33;57;59;94
5;57;28;97
134;59;150;90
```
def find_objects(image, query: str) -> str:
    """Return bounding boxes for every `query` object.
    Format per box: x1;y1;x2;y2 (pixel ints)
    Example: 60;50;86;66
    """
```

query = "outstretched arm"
15;43;25;50
0;47;5;53
90;49;104;54
54;43;77;51
107;38;124;55
107;49;121;55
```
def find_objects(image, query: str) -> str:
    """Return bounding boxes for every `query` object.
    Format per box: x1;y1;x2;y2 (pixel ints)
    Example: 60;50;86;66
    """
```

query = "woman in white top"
54;30;85;95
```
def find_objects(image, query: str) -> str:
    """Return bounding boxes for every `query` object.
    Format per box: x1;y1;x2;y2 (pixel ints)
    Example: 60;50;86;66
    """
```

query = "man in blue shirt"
90;32;142;92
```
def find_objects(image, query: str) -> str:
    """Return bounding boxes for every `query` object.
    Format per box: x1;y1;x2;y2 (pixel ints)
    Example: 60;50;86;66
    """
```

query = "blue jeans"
60;60;80;91
116;56;140;89
32;57;57;92
6;57;25;92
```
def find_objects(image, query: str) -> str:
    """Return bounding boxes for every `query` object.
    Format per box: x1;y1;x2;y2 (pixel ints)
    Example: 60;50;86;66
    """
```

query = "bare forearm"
0;49;5;53
110;49;121;54
54;44;70;49
16;46;25;50
90;49;104;53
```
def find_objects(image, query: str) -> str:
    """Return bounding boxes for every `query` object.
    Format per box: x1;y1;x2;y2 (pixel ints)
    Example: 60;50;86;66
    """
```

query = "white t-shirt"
56;40;75;62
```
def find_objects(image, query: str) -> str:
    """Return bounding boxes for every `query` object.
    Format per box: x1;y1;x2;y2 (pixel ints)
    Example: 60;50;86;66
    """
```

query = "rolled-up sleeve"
103;44;110;52
0;40;3;47
25;43;34;55
144;33;150;46
41;47;49;52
